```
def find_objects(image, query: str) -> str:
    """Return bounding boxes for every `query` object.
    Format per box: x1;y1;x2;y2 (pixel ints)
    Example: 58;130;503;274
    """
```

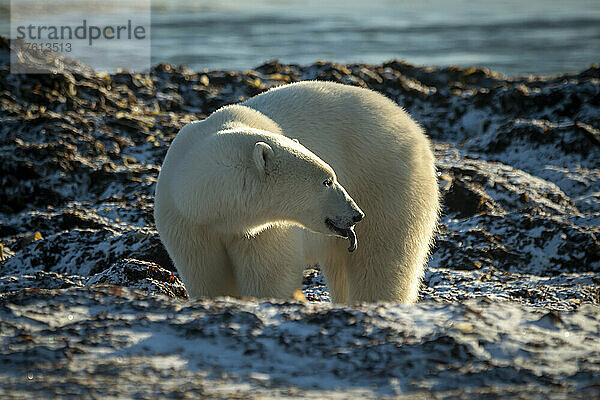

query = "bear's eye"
323;178;333;187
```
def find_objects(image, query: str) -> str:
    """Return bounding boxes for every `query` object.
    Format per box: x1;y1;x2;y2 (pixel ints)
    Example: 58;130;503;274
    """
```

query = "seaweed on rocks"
1;288;599;398
87;259;187;299
1;36;599;398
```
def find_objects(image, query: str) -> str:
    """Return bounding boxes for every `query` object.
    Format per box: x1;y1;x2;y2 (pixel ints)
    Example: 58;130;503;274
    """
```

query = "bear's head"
249;134;364;252
173;127;364;252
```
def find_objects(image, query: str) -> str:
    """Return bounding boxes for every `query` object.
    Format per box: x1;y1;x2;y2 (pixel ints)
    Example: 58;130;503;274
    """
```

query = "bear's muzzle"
325;217;362;253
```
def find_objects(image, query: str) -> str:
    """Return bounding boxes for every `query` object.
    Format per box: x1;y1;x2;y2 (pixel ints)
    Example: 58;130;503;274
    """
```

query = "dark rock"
443;180;499;218
1;289;599;397
431;212;600;274
87;259;187;299
0;271;86;296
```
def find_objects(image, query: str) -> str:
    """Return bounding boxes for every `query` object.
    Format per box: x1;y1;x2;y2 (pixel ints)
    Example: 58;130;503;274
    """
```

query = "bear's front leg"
226;225;306;299
163;227;240;298
180;253;240;299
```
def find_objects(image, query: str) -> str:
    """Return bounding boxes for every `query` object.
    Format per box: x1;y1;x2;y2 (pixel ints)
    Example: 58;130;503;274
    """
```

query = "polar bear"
154;81;439;303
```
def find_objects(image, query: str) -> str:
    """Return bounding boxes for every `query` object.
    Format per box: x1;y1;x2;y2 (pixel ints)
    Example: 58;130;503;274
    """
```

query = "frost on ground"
1;288;599;399
0;36;599;398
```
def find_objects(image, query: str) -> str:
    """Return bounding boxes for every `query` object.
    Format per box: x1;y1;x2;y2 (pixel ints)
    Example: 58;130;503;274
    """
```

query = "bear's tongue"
346;226;357;253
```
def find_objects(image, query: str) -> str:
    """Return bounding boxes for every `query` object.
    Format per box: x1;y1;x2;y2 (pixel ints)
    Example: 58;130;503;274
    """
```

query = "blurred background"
1;0;599;75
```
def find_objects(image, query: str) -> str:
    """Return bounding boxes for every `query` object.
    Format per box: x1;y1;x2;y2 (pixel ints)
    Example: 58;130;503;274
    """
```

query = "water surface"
1;0;599;75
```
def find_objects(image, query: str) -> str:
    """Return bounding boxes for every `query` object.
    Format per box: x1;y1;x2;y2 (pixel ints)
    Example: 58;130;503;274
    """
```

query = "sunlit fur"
154;81;439;303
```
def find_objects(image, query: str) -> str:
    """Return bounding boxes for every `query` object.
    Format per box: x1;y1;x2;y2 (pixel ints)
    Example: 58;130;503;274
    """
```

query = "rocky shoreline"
1;37;599;398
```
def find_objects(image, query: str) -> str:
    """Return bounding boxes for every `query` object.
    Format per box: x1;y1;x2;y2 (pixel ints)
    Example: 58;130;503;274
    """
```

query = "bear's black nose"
353;212;364;223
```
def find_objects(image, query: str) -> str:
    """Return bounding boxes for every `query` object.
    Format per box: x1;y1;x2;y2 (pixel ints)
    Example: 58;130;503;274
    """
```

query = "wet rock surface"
1;37;599;398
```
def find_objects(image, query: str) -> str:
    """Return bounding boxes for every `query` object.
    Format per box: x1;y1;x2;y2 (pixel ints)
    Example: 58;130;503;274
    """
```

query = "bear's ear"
253;142;275;175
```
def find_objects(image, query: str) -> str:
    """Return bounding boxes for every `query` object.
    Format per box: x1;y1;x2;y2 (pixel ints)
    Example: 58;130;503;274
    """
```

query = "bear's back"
242;81;424;156
242;81;430;186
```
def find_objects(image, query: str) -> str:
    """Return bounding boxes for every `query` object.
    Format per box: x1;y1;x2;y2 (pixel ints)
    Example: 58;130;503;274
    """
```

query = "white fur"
154;81;439;303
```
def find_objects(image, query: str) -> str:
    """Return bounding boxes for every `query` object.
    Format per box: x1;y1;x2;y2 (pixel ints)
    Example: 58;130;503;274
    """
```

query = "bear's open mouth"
325;218;358;253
